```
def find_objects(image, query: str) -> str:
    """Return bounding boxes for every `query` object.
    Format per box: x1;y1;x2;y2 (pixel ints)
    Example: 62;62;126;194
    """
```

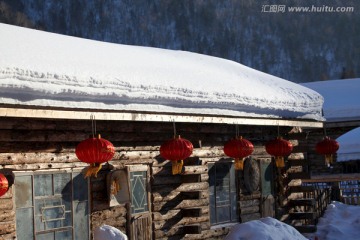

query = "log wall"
0;116;304;239
306;125;359;176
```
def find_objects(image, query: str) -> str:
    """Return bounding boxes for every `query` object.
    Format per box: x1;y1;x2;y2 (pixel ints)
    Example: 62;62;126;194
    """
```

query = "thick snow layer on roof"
303;79;360;122
0;23;323;120
336;127;360;162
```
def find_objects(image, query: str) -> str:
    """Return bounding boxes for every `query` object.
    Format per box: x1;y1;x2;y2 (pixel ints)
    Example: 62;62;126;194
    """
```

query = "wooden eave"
0;105;323;128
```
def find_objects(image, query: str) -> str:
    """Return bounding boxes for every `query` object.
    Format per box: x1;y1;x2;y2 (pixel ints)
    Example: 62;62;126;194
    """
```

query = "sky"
0;23;324;121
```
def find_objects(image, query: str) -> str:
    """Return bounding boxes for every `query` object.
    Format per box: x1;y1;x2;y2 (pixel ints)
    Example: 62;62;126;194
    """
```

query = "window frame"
208;161;239;226
14;170;90;240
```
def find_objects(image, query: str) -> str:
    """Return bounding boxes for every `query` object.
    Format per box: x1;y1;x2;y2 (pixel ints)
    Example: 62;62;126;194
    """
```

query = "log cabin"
0;23;324;239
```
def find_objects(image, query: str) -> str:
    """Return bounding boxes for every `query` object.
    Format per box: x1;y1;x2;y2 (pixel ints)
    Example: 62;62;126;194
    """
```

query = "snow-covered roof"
0;23;324;122
336;127;360;162
302;79;360;122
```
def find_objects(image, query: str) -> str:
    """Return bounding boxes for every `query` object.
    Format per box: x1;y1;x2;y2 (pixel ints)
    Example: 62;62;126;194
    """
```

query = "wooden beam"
0;107;323;128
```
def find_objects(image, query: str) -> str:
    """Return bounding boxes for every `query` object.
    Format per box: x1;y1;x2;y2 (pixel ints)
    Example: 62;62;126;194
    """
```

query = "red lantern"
265;137;293;168
0;174;9;197
76;134;115;178
224;136;254;170
316;136;339;166
160;135;193;175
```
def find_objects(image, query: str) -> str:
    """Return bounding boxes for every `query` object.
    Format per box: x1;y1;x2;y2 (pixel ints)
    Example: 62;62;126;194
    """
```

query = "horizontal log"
239;191;261;200
154;216;209;230
152;182;209;195
153;199;209;212
240;213;261;222
91;216;127;228
239;199;260;208
0;210;15;222
152;165;208;176
0;222;15;235
0;118;287;136
152;190;208;203
0;199;13;210
182;165;208;175
154;226;183;238
239;206;260;215
0;128;278;145
0;141;75;153
200;173;209;182
152;175;183;185
91;206;127;220
0;232;16;240
0;163;88;171
92;200;110;212
0;152;75;164
288;153;305;160
153;210;182;221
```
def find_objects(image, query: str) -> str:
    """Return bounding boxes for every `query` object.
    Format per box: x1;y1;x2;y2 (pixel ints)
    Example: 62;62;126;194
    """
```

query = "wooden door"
260;160;275;217
130;213;152;240
127;166;152;240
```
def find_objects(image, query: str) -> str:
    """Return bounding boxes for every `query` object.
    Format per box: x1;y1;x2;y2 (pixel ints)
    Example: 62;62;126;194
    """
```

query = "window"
14;171;89;240
129;171;148;214
208;162;239;225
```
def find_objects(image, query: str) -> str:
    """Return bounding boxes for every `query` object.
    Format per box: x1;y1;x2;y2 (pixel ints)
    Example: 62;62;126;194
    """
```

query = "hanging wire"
91;114;96;138
323;126;327;137
235;124;239;138
173;120;177;138
277;123;280;137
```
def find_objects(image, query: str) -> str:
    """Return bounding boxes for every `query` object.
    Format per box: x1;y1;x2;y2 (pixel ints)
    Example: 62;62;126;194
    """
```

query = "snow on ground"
225;202;360;240
93;225;128;240
302;79;360;122
0;23;324;120
224;217;307;240
305;201;360;240
336;127;360;162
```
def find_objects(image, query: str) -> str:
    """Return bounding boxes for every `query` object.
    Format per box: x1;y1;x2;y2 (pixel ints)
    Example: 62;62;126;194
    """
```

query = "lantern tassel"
275;156;285;168
111;179;121;195
234;158;244;170
83;163;102;178
325;154;333;166
172;160;183;175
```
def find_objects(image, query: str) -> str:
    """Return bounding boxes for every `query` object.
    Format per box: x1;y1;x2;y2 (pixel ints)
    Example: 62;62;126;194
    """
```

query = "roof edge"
0;106;323;128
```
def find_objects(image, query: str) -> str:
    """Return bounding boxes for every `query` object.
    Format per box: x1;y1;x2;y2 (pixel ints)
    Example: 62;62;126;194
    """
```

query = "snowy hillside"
0;23;324;120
